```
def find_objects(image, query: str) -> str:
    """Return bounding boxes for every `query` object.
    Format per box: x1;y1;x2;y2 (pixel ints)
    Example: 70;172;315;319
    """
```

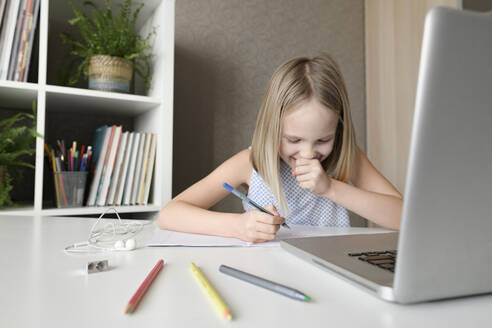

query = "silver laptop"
280;7;492;304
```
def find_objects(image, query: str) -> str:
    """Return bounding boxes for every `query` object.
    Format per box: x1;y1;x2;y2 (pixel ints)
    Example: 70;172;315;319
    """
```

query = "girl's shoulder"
231;148;253;170
236;148;254;185
216;148;253;187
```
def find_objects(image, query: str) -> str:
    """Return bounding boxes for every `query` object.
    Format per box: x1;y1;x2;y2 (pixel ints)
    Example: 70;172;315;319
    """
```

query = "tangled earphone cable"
64;207;151;253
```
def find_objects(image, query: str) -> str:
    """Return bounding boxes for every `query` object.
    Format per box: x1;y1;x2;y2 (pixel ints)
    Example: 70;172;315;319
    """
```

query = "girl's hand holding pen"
236;205;285;243
293;158;333;197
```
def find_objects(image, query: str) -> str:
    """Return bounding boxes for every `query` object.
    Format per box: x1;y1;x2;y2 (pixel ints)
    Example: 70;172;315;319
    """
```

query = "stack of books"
86;125;158;207
0;0;40;81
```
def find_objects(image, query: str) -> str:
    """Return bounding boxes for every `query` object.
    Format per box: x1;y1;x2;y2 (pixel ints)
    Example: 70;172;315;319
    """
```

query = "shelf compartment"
0;81;38;110
46;0;166;96
41;205;161;216
45;85;161;116
0;205;160;216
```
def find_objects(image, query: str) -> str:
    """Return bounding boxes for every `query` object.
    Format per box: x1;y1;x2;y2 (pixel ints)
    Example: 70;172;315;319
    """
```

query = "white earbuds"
64;208;148;253
125;238;136;250
114;238;136;251
114;240;125;249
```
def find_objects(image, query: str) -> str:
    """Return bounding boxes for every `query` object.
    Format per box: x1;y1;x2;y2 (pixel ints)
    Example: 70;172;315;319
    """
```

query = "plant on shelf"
0;101;42;209
60;0;155;93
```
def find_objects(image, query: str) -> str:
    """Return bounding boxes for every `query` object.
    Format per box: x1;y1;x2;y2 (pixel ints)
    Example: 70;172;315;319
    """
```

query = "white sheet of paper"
147;225;388;247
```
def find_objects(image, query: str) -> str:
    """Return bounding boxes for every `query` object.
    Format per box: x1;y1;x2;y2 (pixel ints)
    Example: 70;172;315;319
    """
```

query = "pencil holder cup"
53;171;88;208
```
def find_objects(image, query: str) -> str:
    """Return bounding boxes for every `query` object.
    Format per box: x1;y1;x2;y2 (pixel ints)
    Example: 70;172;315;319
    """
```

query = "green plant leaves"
0;101;41;209
0;168;14;208
60;0;155;90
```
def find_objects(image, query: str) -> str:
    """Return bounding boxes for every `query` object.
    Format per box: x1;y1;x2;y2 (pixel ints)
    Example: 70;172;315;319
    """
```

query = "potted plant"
60;0;155;93
0;102;41;209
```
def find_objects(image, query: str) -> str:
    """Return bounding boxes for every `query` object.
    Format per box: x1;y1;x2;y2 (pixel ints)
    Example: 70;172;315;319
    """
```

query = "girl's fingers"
253;230;277;241
293;165;311;176
295;174;313;183
295;158;320;167
256;213;285;225
256;221;280;234
264;204;279;216
295;158;313;166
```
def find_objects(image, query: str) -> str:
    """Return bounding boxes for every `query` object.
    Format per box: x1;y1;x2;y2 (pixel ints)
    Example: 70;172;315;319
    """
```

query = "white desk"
1;215;491;327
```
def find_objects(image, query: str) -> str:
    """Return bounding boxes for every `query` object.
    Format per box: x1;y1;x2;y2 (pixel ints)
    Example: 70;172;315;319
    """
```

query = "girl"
158;54;402;243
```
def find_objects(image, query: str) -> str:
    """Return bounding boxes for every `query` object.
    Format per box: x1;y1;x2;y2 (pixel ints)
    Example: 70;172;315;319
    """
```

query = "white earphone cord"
65;208;150;253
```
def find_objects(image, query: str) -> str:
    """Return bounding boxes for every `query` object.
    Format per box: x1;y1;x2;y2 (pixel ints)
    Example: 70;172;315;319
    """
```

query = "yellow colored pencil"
189;262;232;321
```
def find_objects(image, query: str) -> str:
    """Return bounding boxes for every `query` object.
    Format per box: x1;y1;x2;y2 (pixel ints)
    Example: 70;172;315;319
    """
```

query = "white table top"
1;215;491;328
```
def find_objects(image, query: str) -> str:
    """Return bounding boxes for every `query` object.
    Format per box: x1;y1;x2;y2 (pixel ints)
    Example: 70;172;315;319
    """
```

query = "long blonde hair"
251;54;357;213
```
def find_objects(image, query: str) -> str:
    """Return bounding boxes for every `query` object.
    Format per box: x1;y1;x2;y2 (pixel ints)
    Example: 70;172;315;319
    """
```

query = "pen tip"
304;295;311;302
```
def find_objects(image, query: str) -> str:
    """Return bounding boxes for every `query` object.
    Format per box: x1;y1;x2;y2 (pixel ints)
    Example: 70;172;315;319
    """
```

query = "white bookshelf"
0;0;175;218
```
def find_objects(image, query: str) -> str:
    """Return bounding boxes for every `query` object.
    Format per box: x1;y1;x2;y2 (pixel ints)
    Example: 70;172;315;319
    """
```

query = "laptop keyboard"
348;250;397;272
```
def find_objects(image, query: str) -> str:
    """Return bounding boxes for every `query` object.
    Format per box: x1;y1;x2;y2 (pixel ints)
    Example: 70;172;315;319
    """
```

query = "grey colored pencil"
219;265;310;302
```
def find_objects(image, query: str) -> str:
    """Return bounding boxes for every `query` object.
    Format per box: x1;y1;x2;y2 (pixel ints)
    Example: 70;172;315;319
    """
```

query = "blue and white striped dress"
243;160;350;227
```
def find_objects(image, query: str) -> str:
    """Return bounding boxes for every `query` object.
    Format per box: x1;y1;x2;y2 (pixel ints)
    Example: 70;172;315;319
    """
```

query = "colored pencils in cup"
125;259;164;314
190;262;232;321
222;182;290;229
219;264;310;302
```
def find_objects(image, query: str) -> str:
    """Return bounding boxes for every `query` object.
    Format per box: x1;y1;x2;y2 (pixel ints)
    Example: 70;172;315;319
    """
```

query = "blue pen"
222;182;290;229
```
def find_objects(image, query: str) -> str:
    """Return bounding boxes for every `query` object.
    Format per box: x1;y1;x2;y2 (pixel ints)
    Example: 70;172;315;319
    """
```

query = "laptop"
280;7;492;304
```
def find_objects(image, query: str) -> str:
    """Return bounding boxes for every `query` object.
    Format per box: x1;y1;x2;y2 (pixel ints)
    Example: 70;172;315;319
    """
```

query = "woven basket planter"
88;55;133;93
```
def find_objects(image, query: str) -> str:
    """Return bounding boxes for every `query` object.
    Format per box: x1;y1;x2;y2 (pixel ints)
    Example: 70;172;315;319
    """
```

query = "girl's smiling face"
279;97;339;168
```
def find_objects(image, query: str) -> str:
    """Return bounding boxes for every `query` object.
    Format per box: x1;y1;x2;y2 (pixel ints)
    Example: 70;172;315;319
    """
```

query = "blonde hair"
251;54;357;213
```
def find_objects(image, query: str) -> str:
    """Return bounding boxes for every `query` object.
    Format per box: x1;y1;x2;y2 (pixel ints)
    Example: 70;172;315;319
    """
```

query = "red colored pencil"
125;259;164;314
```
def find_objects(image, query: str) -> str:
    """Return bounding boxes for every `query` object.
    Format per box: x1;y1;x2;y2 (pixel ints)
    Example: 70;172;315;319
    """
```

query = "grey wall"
462;0;492;11
173;0;366;225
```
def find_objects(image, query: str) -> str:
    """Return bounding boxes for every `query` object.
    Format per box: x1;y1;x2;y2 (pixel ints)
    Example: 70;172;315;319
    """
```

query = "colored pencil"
125;259;164;314
190;262;232;321
219;264;310;301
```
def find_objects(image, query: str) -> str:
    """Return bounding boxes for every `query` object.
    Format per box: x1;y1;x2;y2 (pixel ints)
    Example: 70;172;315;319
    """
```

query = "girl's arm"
294;147;402;230
329;148;402;229
327;148;403;229
157;149;285;242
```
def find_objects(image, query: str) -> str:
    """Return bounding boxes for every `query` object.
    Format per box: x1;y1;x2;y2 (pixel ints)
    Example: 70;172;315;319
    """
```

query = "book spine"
96;125;120;206
13;0;33;81
0;0;21;79
86;126;111;206
137;132;152;204
20;0;39;81
123;132;141;205
142;134;158;205
116;132;134;205
130;133;147;205
7;0;27;80
0;0;7;29
107;131;128;205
